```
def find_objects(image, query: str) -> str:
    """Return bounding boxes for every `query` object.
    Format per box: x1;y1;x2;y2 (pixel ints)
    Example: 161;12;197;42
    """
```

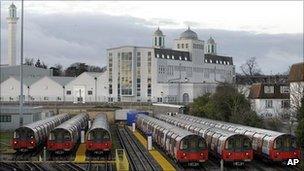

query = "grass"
0;131;13;151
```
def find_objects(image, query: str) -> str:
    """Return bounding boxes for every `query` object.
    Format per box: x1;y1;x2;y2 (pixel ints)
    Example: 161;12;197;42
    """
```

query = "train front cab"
12;127;38;151
267;134;300;162
221;135;253;165
86;128;112;152
175;135;208;165
47;128;74;153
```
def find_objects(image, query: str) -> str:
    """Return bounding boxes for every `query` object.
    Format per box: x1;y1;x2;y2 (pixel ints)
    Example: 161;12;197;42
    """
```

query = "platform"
74;143;86;162
132;128;176;171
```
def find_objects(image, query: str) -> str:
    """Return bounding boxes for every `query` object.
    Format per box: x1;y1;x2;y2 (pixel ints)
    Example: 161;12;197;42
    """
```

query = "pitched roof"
249;83;289;99
289;62;304;82
85;72;102;78
13;76;41;86
154;48;191;61
48;76;74;86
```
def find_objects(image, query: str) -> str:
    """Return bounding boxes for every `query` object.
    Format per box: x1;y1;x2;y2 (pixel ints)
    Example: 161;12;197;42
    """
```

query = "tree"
50;64;63;76
189;83;263;128
240;57;262;76
34;59;47;69
65;62;88;77
24;58;34;66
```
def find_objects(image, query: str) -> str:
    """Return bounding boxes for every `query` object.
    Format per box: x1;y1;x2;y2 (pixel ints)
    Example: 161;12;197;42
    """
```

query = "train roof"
137;114;197;139
157;114;246;140
53;113;88;131
88;114;110;132
177;114;287;138
16;113;69;131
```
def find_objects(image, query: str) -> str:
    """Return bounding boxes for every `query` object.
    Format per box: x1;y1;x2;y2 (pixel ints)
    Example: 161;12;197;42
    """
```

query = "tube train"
47;113;89;154
12;114;71;152
156;114;253;165
176;114;301;162
137;114;208;165
86;114;112;154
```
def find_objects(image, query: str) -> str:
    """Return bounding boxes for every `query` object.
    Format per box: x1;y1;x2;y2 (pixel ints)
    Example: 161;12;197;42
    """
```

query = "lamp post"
94;77;97;102
19;0;24;127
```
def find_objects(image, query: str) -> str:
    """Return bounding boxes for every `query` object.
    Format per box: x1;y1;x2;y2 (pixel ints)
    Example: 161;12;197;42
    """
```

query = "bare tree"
24;58;34;66
240;57;262;76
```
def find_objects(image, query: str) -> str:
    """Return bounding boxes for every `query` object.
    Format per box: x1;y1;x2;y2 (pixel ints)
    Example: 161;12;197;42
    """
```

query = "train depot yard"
0;105;302;171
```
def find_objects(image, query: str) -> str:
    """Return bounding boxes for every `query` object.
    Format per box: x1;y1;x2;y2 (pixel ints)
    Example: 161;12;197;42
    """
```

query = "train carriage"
12;113;70;152
156;114;253;165
176;114;300;162
136;114;208;165
47;113;89;154
86;114;112;153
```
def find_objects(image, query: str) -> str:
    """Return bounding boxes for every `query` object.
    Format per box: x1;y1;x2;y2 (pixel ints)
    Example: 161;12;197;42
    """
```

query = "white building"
65;71;108;103
30;76;74;101
107;28;235;103
7;3;18;66
249;83;290;118
289;62;304;111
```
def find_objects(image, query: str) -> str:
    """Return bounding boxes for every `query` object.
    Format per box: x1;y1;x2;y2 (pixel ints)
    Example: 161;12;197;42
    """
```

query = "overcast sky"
1;1;303;74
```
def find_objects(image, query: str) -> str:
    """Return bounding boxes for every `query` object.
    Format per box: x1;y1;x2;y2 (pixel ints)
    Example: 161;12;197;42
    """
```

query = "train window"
226;139;234;150
103;133;110;140
291;138;297;149
235;138;242;150
243;138;251;150
274;138;282;149
198;139;206;149
64;134;71;141
180;139;188;150
49;133;55;140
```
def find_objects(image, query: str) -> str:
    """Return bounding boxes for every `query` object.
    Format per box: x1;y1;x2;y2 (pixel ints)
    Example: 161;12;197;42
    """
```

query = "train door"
73;86;85;103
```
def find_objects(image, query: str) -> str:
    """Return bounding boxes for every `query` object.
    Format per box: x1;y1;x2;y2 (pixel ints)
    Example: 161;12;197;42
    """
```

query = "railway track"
117;126;161;171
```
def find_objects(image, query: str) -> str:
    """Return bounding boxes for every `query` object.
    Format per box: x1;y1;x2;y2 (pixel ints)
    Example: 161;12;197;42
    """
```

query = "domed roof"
180;27;198;40
9;3;16;9
207;37;215;44
154;27;164;36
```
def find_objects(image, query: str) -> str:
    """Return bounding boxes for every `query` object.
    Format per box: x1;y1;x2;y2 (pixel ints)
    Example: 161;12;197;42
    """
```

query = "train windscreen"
14;128;34;140
88;129;110;142
50;130;71;143
180;135;206;151
226;136;252;151
274;135;297;151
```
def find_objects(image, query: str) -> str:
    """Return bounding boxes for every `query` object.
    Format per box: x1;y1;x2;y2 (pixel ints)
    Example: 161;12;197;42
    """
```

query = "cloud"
1;12;303;74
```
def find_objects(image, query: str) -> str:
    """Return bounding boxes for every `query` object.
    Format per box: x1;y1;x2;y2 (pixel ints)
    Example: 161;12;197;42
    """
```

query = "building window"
264;86;274;94
265;100;273;108
157;97;163;102
177;44;180;49
281;100;290;108
182;44;184;48
280;86;289;93
44;97;49;101
66;90;71;95
0;115;11;122
185;44;188;48
88;91;93;95
57;97;61;101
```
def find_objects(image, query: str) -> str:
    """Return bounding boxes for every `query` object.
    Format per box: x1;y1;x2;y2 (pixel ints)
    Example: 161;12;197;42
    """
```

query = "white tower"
153;27;165;48
7;3;19;66
205;37;217;55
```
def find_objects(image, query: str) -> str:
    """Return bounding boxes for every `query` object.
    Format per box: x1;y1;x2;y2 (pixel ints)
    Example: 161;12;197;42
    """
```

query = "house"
65;71;108;103
30;76;74;101
0;76;40;101
249;83;290;117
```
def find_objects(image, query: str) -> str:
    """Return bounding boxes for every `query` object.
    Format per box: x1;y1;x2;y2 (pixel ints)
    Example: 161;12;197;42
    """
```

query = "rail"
117;126;159;171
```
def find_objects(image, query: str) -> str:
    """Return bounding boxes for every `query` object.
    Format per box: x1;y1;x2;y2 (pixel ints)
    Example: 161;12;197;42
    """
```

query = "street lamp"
94;77;97;102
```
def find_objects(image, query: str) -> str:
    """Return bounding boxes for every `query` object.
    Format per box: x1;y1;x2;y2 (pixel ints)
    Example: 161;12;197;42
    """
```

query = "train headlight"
294;152;297;155
228;152;231;156
65;143;69;146
183;153;186;156
200;153;204;156
105;143;108;146
13;141;17;144
30;141;34;144
245;152;249;156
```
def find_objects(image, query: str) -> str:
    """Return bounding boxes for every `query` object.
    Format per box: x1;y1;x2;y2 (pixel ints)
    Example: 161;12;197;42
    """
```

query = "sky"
0;1;303;74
